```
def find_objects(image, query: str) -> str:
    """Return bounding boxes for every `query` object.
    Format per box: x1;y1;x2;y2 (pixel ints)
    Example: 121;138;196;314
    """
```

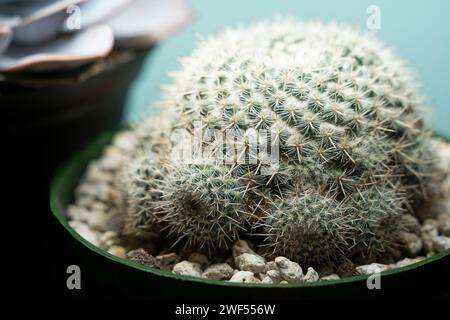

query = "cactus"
124;21;435;264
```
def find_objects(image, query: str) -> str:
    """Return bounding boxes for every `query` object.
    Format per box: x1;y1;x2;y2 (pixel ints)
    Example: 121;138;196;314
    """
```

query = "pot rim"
49;129;450;289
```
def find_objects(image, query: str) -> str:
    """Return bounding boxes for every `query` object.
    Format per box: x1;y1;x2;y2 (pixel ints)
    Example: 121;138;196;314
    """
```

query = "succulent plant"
123;21;436;265
0;0;191;72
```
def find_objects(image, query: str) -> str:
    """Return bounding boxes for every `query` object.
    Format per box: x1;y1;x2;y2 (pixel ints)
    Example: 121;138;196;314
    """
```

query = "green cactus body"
125;21;434;264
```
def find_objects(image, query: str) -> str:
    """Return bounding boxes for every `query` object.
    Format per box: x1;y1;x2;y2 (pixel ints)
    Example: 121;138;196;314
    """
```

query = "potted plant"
1;0;192;178
50;20;450;299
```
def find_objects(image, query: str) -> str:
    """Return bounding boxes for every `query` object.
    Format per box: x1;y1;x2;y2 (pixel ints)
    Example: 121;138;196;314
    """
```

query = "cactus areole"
125;21;435;265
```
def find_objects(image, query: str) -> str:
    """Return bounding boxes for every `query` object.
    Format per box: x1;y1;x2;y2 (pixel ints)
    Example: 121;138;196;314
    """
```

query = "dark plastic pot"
50;130;450;299
2;49;150;181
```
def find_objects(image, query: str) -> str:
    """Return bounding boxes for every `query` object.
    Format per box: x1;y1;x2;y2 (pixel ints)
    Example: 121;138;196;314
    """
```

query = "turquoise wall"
125;0;450;135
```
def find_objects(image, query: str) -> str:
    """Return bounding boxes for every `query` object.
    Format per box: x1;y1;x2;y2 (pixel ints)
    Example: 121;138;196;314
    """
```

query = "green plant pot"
50;130;450;299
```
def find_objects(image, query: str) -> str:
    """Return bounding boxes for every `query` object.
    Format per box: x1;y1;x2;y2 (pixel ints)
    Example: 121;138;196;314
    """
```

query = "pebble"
69;220;99;246
356;263;389;275
229;271;260;283
156;253;180;270
232;240;256;259
100;147;126;171
275;257;303;283
107;245;126;258
113;131;137;152
265;261;278;272
67;204;109;231
235;253;266;274
432;236;450;252
394;257;425;268
399;231;423;257
77;182;110;203
423;219;439;229
98;231;119;250
84;162;114;183
266;269;282;283
261;276;273;284
188;252;210;268
321;274;340;281
279;281;289;284
126;248;162;269
202;263;234;280
256;273;266;281
173;261;202;277
304;267;319;282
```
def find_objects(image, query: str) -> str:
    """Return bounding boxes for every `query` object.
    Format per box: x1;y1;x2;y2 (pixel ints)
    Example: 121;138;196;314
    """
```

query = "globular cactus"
124;21;435;265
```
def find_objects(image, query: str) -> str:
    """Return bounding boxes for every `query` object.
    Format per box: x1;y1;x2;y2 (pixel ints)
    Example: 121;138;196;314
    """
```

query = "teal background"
124;0;450;135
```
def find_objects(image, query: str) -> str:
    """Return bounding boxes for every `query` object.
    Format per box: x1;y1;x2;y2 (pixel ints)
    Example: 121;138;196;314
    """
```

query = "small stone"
437;213;450;236
235;253;266;274
304;267;319;282
113;131;137;152
69;220;99;246
90;201;107;213
67;204;108;231
321;274;340;281
424;219;439;229
261;276;273;284
275;257;303;283
156;253;180;270
421;222;439;253
77;182;110;203
107;245;126;258
399;231;423;257
394;257;425;268
76;196;95;209
432;236;450;252
229;271;260;283
67;205;87;221
126;248;162;269
85;162;114;183
279;281;289;284
256;273;266;281
98;231;119;250
232;240;256;259
202;263;234;280
265;261;278;272
356;263;389;275
173;261;202;277
188;252;210;268
266;269;282;283
101;147;126;171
